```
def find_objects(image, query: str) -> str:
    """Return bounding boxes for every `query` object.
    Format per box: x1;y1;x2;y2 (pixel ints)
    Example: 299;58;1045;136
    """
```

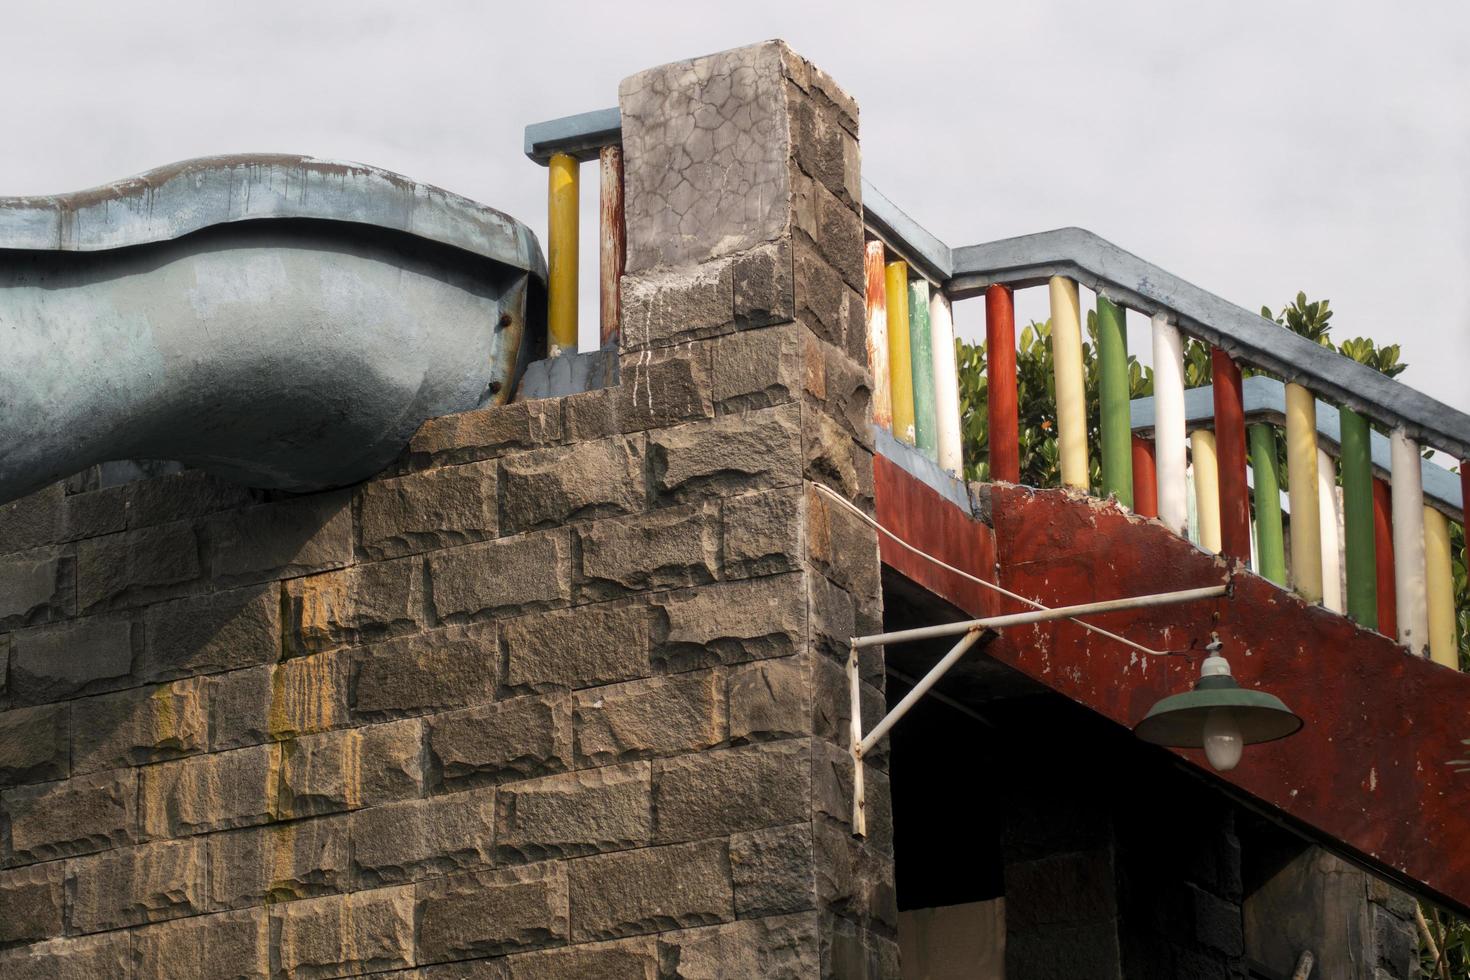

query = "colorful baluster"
863;241;893;430
1285;384;1324;602
1049;277;1088;490
598;146;625;350
1462;460;1469;532
1132;435;1159;519
885;261;915;445
930;290;963;476
547;152;579;357
1151;315;1188;535
1372;479;1397;638
1390;429;1428;653
1248;424;1286;586
1192;430;1222;553
1425;505;1458;669
909;280;938;461
1210;350;1250;562
985;285;1020;483
1339;408;1377;628
1186;464;1200;545
1318;448;1345;614
1097;296;1132;506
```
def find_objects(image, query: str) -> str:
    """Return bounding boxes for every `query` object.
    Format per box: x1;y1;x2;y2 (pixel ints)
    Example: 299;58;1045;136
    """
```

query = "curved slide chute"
0;155;546;504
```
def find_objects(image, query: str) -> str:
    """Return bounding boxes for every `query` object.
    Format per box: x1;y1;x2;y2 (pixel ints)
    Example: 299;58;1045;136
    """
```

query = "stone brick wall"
997;713;1248;980
0;40;891;978
1244;845;1420;980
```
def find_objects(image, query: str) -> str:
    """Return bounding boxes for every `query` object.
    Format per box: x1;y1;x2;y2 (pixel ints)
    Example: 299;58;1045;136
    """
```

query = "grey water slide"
0;155;546;504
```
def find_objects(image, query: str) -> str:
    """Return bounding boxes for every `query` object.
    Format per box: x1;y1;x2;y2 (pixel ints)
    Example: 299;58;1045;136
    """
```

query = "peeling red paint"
872;454;997;616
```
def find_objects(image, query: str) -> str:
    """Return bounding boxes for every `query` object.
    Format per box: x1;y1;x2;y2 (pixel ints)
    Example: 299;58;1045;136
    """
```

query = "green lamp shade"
1134;677;1302;748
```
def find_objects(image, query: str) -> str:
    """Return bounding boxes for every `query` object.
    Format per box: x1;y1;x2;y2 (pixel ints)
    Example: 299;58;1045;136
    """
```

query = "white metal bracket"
848;644;866;838
846;583;1227;838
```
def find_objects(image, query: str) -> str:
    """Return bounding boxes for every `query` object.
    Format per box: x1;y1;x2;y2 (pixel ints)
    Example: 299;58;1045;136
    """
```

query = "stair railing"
865;191;1468;669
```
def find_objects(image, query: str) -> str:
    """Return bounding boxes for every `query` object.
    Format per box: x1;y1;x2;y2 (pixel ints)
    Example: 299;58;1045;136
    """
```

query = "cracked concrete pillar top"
618;40;857;274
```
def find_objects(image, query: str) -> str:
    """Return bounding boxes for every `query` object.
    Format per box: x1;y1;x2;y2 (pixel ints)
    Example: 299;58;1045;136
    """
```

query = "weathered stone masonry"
0;41;893;977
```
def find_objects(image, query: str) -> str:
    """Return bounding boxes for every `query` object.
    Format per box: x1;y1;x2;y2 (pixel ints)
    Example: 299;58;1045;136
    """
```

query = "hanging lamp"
1134;638;1302;771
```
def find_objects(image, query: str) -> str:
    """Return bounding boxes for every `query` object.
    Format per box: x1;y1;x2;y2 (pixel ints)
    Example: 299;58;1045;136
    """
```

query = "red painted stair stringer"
873;458;1470;914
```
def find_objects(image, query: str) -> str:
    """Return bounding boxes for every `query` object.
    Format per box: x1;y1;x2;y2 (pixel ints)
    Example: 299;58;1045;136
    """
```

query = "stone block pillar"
1000;748;1247;979
615;40;895;974
1244;845;1420;980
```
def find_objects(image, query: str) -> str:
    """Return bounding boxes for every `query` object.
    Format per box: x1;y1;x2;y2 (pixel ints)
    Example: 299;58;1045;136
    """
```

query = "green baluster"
1097;296;1132;506
909;279;938;460
1339;408;1377;628
1249;424;1286;585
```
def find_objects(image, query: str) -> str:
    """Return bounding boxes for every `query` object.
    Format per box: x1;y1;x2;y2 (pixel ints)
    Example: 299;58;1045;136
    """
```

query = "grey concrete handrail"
859;180;953;286
524;108;624;165
1130;376;1464;519
0;155;547;504
947;228;1470;460
519;108;1470;460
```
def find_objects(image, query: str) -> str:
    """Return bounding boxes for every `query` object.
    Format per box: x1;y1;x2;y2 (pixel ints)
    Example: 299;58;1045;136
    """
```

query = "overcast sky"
5;1;1467;427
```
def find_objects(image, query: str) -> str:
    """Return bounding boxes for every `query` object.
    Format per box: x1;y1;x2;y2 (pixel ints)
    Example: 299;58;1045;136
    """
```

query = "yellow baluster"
1049;276;1088;490
1425;506;1458;669
1284;384;1323;602
886;261;916;445
1191;430;1222;553
547;152;579;357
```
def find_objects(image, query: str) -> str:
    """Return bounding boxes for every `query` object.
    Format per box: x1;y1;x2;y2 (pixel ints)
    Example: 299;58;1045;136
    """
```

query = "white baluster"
929;290;963;477
1317;448;1344;614
1391;429;1428;653
1151;315;1188;536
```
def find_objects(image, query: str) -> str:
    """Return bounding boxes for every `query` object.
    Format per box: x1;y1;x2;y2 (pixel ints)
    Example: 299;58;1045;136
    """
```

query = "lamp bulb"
1202;708;1243;772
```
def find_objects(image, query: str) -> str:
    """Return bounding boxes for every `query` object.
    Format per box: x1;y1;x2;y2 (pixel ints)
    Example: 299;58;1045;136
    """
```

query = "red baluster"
1462;459;1469;534
599;145;626;350
1132;435;1158;518
1373;477;1397;638
1210;349;1250;562
985;285;1020;483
